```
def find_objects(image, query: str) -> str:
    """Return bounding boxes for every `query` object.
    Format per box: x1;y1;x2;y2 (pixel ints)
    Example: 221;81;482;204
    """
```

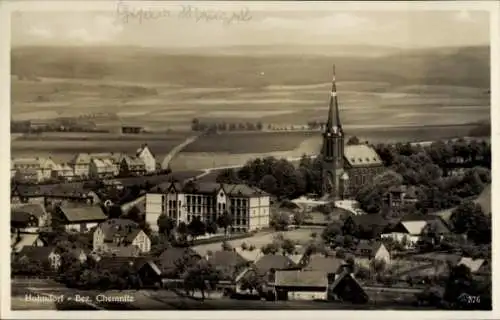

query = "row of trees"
191;118;264;132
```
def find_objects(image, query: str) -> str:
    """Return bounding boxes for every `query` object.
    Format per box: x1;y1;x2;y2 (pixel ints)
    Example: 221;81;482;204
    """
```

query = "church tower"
321;65;345;200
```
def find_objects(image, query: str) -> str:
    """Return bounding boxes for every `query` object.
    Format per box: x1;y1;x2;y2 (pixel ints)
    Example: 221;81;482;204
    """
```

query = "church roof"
344;145;383;167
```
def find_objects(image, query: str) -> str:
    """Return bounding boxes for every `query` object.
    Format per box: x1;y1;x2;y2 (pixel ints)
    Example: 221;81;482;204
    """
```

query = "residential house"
272;270;329;300
89;158;116;179
343;214;391;240
51;163;76;181
93;218;151;254
383;185;418;215
136;144;157;173
96;256;162;288
327;268;369;304
11;233;46;252
207;250;250;282
120;155;146;176
11;203;49;233
17;246;61;270
253;254;297;277
146;181;270;233
11;157;57;182
14;168;42;184
72;152;122;178
302;254;347;275
234;248;264;263
381;214;450;249
53;204;107;233
355;241;391;265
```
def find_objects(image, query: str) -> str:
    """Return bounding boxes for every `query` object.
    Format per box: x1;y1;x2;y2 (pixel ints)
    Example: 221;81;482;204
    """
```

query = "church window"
373;157;377;161
366;158;369;162
358;158;362;162
351;158;355;163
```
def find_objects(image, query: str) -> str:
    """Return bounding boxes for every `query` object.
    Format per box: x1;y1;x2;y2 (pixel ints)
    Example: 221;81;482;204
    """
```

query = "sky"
10;4;490;49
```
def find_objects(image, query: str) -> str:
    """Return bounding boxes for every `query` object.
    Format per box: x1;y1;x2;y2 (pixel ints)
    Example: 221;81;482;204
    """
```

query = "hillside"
11;45;490;88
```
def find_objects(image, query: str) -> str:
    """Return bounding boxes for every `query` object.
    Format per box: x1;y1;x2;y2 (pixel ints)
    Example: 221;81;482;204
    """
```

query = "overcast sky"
11;5;490;48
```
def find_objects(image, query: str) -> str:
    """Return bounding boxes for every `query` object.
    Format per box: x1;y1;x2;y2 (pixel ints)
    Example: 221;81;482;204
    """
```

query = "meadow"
10;45;491;168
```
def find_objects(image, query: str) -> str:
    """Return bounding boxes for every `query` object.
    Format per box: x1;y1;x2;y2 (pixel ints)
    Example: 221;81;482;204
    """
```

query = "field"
10;45;491;169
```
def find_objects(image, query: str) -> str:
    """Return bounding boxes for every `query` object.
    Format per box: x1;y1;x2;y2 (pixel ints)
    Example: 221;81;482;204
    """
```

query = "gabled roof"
458;257;485;273
397;214;450;235
99;244;141;257
208;250;248;269
58;205;107;223
19;246;57;261
122;155;146;167
303;254;345;274
156;247;200;274
12;234;44;252
348;214;389;228
355;241;386;257
152;181;269;198
97;219;143;243
97;256;150;271
274;270;328;288
344;145;383;167
254;254;296;275
234;248;263;263
11;203;47;219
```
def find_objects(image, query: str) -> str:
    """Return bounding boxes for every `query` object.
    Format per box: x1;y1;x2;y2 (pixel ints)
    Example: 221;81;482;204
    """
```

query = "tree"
450;200;490;244
216;169;241;184
241;242;248;251
240;271;265;295
270;211;290;231
183;260;221;301
322;221;342;245
281;238;296;255
292;211;307;227
221;241;232;251
443;264;474;305
217;211;233;236
261;242;279;255
206;221;218;235
259;174;278;195
347;136;360;145
177;222;189;244
187;216;206;242
157;214;176;238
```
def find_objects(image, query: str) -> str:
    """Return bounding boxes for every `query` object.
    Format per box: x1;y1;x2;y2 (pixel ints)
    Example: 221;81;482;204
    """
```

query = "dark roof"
274;270;328;288
349;214;389;228
303;254;345;274
99;244;141;257
97;219;142;243
156;247;200;274
254;254;296;275
11;211;34;224
11;204;47;218
208;250;248;269
19;246;56;261
153;181;269;197
58;205;107;223
97;256;150;271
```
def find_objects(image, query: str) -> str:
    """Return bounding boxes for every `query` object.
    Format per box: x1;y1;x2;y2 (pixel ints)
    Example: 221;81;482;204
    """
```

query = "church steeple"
325;64;343;135
321;64;345;201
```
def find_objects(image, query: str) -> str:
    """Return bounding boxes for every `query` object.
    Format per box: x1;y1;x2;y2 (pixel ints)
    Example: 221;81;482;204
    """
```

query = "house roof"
11;203;47;219
303;254;345;274
97;256;150;271
274;270;328;288
349;214;389;228
234;248;264;263
122;155;146;167
474;184;491;215
12;157;55;168
208;250;248;269
156;247;200;274
58;205;107;223
397;214;450;235
355;241;386;257
329;269;366;297
12;234;44;252
344;145;383;167
152;181;269;198
254;254;296;274
458;257;485;273
18;246;56;261
97;219;143;243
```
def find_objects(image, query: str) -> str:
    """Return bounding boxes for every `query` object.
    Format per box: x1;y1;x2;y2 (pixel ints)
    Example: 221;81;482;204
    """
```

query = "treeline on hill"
191;118;263;132
216;137;491;216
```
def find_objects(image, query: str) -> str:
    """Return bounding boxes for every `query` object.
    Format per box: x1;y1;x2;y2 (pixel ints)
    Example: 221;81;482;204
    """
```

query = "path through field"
161;134;200;170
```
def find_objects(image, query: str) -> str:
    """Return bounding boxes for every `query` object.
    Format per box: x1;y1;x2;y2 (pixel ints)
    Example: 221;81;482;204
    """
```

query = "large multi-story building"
145;181;270;233
320;65;385;201
11;157;57;182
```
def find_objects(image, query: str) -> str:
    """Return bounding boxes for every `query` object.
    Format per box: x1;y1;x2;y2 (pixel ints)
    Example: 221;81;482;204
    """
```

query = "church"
320;65;385;200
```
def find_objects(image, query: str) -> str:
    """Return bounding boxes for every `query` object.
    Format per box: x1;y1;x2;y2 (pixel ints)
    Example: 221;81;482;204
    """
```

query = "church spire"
325;64;342;134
